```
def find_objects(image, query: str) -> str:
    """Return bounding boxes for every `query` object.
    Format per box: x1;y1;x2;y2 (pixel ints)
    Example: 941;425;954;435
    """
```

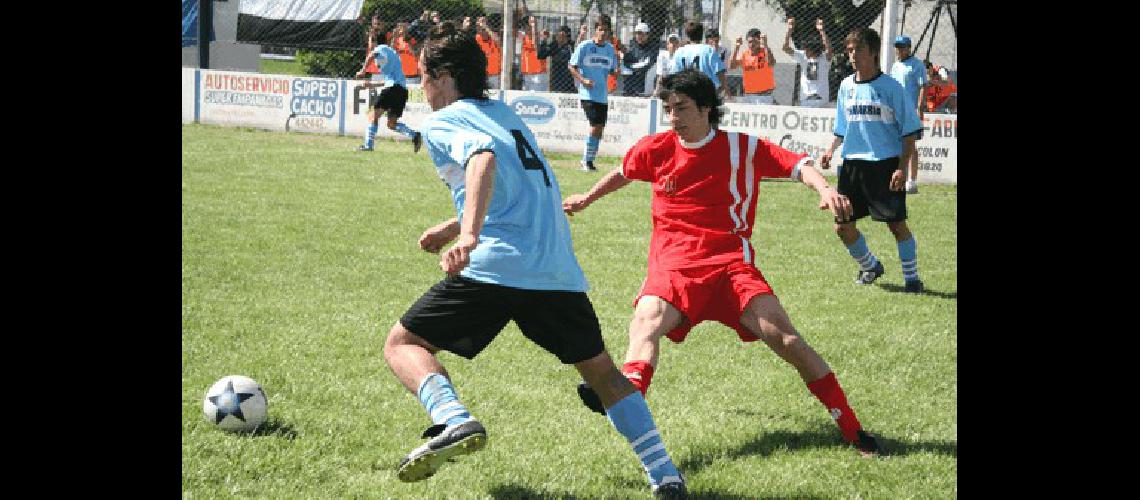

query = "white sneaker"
580;160;597;172
905;179;918;194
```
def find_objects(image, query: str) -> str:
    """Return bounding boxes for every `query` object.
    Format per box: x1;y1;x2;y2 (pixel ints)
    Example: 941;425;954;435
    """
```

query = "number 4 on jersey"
510;129;550;187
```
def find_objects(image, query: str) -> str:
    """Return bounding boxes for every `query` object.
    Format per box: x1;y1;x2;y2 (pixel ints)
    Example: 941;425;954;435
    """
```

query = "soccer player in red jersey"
563;68;880;456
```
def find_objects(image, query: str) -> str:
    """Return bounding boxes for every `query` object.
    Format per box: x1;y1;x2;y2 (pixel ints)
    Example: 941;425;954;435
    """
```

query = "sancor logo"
510;96;556;124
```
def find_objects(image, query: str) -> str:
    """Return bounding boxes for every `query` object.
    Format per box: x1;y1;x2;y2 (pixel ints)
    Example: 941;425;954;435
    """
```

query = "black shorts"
837;157;907;223
369;84;409;118
399;276;606;364
581;100;608;126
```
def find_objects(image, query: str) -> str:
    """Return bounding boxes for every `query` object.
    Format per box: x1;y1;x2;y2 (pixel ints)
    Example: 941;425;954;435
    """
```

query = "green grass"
260;57;306;76
182;124;957;499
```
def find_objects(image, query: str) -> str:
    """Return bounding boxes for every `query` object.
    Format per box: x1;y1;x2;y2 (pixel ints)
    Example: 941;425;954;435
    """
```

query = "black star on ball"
209;380;257;424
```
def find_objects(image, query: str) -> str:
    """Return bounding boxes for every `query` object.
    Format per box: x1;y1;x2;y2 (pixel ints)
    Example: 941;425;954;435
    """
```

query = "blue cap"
893;35;912;47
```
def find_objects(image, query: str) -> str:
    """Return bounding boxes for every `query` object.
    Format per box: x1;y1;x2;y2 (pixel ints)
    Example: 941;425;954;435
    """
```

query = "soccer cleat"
854;261;885;285
576;381;606;415
653;480;689;499
413;131;423;153
580;160;598;172
396;419;487;482
905;179;919;194
904;279;924;294
357;145;374;152
854;429;880;457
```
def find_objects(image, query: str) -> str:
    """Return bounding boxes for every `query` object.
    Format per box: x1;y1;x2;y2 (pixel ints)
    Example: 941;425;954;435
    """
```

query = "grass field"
182;124;957;499
260;58;307;76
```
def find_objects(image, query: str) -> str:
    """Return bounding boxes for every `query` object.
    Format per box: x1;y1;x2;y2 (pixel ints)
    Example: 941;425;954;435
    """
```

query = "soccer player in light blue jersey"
568;21;619;172
671;21;727;93
821;28;925;294
890;35;928;194
354;40;421;152
382;23;688;497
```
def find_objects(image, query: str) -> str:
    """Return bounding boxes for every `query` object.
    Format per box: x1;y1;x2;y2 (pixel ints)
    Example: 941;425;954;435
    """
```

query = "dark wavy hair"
845;27;880;58
684;21;704;42
421;22;489;100
655;68;724;128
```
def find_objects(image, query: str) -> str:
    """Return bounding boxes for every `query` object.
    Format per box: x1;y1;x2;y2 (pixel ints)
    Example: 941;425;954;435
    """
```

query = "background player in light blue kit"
568;21;619;172
355;41;421;152
889;35;927;194
821;27;925;293
671;21;727;95
381;23;688;497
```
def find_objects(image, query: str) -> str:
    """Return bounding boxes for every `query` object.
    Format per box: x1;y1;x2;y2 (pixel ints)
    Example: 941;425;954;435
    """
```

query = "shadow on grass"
487;482;820;499
678;424;957;478
251;418;298;439
877;282;957;299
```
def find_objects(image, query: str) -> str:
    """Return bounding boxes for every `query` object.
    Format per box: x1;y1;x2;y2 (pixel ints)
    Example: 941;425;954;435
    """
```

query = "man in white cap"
621;22;660;97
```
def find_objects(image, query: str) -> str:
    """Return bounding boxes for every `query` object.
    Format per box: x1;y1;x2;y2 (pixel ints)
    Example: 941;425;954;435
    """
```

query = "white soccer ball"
202;375;268;432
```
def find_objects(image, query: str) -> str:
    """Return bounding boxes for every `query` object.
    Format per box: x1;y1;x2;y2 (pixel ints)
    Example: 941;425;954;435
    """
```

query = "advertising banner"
500;91;653;158
183;68;196;123
198;70;342;135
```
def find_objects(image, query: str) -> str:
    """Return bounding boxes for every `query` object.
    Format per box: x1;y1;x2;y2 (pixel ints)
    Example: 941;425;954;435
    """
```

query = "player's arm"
563;168;633;215
761;35;775;64
419;217;460;253
820;135;844;170
797;158;852;222
817;19;832;58
782;18;795;56
441;151;496;275
568;64;593;88
891;135;917;191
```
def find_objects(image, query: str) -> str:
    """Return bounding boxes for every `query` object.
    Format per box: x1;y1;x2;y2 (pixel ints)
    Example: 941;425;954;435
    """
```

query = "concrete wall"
182;0;260;72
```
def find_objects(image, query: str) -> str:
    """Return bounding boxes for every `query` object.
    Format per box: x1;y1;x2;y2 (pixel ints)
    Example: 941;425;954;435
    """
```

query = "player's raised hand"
441;234;478;275
889;169;906;191
817;186;852;222
735;36;744;48
563;193;592;215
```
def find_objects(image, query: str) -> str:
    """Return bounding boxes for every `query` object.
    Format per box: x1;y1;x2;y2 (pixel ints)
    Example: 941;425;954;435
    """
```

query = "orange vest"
925;81;957;112
608;36;621;92
520;35;547;74
477;33;501;76
391;37;419;77
739;48;775;94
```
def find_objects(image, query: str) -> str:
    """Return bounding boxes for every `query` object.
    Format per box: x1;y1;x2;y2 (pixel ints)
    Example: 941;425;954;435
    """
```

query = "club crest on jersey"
661;175;677;196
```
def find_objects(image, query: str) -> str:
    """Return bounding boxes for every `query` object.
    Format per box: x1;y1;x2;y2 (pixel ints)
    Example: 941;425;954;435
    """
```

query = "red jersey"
622;129;806;270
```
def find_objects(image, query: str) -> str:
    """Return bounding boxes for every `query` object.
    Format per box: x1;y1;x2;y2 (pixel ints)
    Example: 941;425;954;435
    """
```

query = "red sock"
621;361;655;396
806;372;863;443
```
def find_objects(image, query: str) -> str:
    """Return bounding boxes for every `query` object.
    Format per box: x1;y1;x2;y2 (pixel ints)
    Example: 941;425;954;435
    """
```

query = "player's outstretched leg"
383;323;487;482
387;115;422;153
741;294;880;457
576;352;687;497
837;223;884;285
888;221;923;293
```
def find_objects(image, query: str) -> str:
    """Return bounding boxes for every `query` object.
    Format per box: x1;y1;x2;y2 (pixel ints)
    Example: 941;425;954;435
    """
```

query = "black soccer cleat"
357;145;374;152
854;261;885;285
412;131;423;153
854;429;880;457
577;381;606;415
396;419;487;482
580;160;598;172
653;480;689;499
904;279;924;294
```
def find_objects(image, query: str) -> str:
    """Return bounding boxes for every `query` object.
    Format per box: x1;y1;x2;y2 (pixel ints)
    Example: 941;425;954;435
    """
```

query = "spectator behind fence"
365;14;389;55
474;16;502;89
408;10;439;46
548;26;576;93
519;16;550;92
622;22;660;97
890;35;926;194
731;28;777;104
390;22;421;85
925;61;957;113
783;18;832;108
705;29;731;95
672;21;727;95
654;34;682;94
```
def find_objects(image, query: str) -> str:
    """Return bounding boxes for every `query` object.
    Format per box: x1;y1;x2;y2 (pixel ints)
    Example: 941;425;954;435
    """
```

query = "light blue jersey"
834;72;922;161
569;40;617;103
372;44;407;88
889;56;927;110
422;98;589;292
671;43;726;88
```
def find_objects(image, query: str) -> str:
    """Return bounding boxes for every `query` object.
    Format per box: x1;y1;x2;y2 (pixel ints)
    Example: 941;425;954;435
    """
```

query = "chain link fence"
184;0;955;109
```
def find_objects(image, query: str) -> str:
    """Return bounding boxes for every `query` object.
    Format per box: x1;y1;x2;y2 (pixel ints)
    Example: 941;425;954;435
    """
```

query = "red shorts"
633;261;775;343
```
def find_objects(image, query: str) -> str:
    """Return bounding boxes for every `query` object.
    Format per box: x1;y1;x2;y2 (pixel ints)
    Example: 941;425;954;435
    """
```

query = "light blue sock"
583;136;600;162
394;122;416;139
416;373;472;427
606;392;683;488
897;237;919;282
364;124;378;148
845;234;879;271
